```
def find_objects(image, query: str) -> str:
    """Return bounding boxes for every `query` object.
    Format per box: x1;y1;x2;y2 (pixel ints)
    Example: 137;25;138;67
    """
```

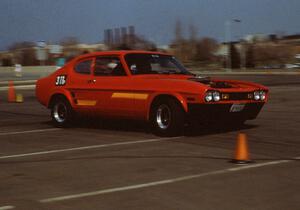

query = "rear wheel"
51;97;74;127
150;98;185;136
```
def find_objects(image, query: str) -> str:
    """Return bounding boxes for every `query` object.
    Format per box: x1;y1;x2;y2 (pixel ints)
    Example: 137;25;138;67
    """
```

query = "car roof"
74;50;171;61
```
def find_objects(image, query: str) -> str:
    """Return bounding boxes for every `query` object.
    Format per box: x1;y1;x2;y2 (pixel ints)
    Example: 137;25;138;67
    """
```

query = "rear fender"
47;88;74;108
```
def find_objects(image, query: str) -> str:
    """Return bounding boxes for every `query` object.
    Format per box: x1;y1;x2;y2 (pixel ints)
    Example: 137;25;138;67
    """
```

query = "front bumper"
187;102;265;122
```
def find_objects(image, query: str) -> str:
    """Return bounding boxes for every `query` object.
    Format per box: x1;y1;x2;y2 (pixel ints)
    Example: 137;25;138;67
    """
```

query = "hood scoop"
188;75;232;88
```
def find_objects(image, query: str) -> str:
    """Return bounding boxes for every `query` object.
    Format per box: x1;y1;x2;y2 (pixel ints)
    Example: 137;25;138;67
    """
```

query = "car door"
91;56;135;117
68;57;97;113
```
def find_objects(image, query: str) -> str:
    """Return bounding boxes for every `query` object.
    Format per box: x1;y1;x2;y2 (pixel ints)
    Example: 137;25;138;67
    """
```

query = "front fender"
146;92;188;121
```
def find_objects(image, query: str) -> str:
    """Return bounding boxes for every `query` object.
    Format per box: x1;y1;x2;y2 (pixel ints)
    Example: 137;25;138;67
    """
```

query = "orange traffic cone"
231;133;253;164
8;81;16;102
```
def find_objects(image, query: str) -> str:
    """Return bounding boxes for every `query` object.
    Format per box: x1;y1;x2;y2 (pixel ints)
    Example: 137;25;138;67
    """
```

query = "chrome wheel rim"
53;102;67;123
156;104;171;129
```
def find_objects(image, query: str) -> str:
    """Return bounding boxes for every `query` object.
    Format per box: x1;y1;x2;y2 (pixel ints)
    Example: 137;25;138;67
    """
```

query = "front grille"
188;103;264;121
221;92;252;100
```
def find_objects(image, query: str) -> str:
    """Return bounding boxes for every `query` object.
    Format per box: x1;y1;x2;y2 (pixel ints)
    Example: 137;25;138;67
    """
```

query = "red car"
36;51;268;136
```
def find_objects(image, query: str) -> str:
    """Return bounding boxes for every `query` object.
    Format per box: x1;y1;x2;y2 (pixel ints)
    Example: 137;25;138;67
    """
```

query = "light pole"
225;19;241;71
225;20;231;70
241;39;247;70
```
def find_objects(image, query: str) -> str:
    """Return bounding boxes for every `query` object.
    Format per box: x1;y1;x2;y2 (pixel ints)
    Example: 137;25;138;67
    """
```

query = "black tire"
51;97;74;128
150;98;185;136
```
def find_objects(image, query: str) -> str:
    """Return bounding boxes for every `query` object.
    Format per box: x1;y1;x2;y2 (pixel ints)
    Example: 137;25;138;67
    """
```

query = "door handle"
87;79;96;84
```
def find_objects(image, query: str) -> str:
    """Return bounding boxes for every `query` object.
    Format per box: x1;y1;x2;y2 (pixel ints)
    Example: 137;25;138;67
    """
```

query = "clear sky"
0;0;300;50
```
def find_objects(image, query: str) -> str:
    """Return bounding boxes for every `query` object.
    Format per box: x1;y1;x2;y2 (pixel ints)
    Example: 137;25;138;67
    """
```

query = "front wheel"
51;97;74;127
150;98;185;136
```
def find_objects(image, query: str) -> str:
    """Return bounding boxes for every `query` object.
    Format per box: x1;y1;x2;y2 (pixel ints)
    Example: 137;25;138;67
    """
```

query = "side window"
94;57;126;76
74;60;92;74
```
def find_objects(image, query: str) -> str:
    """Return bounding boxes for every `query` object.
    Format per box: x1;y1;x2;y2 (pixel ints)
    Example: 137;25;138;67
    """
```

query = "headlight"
205;91;220;102
260;91;266;100
205;92;213;102
213;91;221;101
254;91;260;100
254;90;266;101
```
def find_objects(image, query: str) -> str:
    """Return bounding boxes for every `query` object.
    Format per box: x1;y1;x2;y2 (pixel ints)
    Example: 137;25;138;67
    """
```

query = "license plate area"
230;104;245;112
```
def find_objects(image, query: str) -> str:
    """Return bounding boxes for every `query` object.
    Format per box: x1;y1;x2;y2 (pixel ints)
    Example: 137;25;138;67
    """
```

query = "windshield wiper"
158;71;172;74
158;70;195;76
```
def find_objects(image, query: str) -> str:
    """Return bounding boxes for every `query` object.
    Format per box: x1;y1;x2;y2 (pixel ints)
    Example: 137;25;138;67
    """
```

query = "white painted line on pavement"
0;137;179;160
0;128;61;136
0;206;15;210
40;158;299;203
227;159;291;171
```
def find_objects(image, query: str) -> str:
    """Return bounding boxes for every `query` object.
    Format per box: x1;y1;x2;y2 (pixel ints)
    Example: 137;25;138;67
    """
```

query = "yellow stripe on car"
112;93;148;100
77;100;97;106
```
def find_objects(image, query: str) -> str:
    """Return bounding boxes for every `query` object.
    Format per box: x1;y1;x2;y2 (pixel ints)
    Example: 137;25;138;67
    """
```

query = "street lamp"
225;19;241;70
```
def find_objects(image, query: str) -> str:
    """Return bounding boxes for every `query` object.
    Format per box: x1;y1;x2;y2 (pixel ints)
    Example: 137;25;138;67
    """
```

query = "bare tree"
8;41;35;51
254;44;294;67
189;23;198;42
8;41;37;66
194;37;218;63
171;21;220;65
175;19;184;42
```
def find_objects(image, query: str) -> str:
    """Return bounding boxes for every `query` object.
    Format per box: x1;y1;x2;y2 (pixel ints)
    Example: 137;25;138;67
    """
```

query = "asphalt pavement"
0;75;299;210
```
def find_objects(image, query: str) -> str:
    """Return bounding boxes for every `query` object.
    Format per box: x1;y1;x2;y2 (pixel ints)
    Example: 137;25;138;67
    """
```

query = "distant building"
279;34;300;45
63;43;108;60
244;34;270;43
215;33;300;69
0;42;108;66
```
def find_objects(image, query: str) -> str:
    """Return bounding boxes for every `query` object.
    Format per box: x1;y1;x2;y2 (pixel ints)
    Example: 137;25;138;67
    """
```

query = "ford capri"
36;51;268;136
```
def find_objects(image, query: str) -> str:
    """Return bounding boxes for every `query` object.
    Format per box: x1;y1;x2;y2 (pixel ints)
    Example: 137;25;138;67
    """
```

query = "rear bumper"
187;102;265;121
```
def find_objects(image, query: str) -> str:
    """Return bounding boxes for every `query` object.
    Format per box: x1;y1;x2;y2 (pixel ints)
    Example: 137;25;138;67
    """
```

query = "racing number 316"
55;75;67;86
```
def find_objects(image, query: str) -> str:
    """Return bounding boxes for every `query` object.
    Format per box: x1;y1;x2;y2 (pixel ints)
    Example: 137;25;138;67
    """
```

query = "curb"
0;80;36;85
0;84;36;91
193;71;300;75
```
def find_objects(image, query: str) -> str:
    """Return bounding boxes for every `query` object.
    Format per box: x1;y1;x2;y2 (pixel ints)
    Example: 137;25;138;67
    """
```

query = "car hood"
133;74;267;91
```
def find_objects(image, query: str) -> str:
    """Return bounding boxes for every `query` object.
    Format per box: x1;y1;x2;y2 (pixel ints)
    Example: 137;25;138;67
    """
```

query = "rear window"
94;57;126;76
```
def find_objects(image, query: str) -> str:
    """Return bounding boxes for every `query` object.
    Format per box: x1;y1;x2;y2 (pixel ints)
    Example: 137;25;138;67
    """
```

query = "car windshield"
125;53;193;75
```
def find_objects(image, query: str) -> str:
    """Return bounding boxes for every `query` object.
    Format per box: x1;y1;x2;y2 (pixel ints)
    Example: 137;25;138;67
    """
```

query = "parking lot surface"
0;75;299;210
